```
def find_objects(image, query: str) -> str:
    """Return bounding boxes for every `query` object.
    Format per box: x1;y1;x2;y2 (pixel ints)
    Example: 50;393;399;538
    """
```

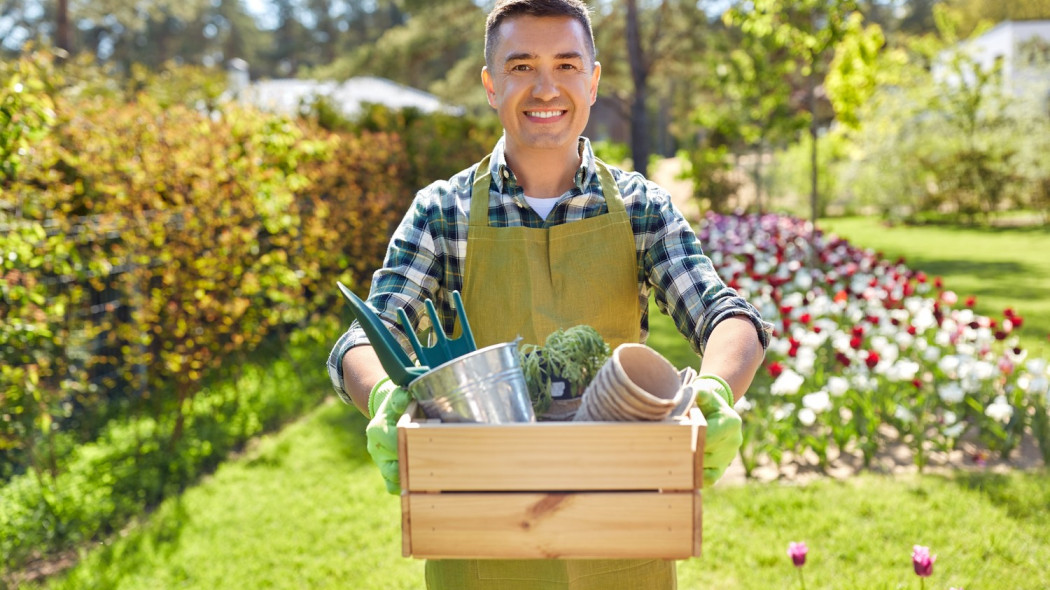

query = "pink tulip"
912;545;935;577
788;541;808;567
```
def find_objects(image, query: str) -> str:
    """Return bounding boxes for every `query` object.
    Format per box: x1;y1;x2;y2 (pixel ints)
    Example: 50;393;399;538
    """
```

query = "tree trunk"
56;0;71;54
808;80;819;227
625;0;650;178
754;144;765;214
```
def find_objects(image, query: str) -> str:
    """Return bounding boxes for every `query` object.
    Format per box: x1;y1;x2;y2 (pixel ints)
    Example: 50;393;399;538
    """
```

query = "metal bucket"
408;341;535;423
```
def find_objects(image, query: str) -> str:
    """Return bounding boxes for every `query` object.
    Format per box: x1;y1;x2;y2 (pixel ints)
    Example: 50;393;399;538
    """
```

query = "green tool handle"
336;281;426;387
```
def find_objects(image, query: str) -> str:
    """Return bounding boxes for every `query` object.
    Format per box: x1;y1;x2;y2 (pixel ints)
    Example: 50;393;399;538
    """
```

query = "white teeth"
526;111;562;119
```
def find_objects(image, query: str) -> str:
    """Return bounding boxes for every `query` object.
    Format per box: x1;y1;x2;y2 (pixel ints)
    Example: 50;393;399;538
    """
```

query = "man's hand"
365;378;411;495
694;374;742;487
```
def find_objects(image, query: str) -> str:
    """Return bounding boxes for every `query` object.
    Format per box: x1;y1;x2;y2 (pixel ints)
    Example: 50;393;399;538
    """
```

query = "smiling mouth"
524;110;567;119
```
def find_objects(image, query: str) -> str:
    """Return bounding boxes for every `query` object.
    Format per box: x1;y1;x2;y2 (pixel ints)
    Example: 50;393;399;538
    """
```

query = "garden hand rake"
396;290;477;368
336;281;429;387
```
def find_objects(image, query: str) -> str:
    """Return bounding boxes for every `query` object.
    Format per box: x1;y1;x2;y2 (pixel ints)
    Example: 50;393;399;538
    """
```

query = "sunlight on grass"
37;400;424;590
820;217;1050;358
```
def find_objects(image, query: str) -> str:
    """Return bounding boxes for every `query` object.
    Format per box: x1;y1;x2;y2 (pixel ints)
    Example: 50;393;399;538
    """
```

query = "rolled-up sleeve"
639;181;772;355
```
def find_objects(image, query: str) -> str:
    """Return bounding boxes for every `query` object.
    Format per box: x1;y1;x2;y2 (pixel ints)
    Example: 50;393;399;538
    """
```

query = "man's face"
482;15;600;158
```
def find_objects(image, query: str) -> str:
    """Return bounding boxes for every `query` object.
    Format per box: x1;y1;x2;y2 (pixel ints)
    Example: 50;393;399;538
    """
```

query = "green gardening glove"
694;374;743;488
365;377;412;495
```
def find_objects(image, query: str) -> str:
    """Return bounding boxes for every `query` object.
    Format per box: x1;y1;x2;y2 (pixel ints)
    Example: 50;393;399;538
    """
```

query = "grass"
819;216;1050;358
29;397;1050;589
28;400;424;590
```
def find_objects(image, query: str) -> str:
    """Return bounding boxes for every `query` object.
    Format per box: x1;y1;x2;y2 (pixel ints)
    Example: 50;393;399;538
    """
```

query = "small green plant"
519;326;610;415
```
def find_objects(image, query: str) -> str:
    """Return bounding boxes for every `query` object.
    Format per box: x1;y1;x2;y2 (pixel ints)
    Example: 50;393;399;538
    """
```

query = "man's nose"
531;70;559;101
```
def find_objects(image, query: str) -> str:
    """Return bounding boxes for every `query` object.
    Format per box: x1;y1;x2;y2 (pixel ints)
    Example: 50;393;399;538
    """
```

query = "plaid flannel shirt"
326;136;771;403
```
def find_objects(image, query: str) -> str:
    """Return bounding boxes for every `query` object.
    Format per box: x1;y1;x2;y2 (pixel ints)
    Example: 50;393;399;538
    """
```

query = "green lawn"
819;217;1050;358
31;397;1050;590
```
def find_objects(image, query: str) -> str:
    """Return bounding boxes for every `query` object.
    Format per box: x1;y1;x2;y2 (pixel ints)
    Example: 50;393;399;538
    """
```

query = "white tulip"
894;405;916;423
795;348;817;376
985;396;1013;424
827;376;850;397
802;390;833;413
1027;375;1049;397
771;369;805;396
938;355;962;377
938;382;965;404
923;346;942;363
973;361;996;381
798;408;817;426
773;403;797;421
734;396;753;413
1025;358;1048;376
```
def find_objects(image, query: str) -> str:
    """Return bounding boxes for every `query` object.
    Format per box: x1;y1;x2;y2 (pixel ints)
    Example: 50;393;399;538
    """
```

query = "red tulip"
865;351;880;369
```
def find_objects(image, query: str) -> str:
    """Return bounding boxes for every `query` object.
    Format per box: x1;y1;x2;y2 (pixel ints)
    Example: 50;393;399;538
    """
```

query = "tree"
726;0;881;225
688;18;808;213
590;0;711;177
70;0;211;65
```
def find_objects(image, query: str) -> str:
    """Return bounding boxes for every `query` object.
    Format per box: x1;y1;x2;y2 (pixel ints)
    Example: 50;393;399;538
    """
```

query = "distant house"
226;59;464;118
943;20;1050;101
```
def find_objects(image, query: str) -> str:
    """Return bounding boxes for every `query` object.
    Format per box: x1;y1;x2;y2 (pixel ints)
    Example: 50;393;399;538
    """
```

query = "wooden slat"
400;493;412;558
402;419;697;492
689;407;706;490
692;490;703;557
407;492;695;559
397;404;413;493
397;405;415;558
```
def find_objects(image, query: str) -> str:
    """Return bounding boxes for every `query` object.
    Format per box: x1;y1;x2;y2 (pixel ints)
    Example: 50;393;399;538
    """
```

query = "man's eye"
511;64;531;72
558;63;579;70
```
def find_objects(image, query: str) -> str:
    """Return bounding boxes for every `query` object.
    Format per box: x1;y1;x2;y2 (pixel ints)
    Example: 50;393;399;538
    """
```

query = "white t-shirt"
523;195;559;220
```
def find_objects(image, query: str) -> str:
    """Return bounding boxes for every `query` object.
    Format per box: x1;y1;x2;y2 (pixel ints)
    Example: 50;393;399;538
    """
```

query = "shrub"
1;49;498;575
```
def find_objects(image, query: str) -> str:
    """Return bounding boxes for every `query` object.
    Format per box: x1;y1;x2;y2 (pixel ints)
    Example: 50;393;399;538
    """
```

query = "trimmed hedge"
1;50;498;576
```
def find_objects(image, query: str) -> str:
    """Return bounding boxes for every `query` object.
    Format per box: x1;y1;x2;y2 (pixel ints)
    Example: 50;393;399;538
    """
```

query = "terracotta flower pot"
575;343;686;422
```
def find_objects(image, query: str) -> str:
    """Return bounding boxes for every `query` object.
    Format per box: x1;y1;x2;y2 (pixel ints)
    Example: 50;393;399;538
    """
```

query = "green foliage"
769;130;850;216
719;0;879;217
591;140;631;168
0;326;335;578
520;326;611;415
677;146;739;214
834;7;1050;223
825;12;885;129
0;48;498;575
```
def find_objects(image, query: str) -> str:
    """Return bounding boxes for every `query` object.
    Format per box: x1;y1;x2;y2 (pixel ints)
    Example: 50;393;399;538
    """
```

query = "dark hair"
484;0;596;68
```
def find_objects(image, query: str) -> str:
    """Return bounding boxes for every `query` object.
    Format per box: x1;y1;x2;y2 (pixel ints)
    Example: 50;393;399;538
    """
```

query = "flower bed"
699;213;1050;475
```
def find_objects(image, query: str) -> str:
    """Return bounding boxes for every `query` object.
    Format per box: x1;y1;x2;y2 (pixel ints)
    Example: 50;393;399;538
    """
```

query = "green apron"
424;155;676;589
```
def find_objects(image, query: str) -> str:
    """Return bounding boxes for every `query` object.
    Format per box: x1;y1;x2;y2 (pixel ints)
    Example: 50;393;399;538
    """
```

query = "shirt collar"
489;135;598;195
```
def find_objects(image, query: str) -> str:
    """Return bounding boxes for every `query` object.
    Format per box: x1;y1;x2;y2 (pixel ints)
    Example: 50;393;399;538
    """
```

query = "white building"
226;59;463;118
948;20;1050;100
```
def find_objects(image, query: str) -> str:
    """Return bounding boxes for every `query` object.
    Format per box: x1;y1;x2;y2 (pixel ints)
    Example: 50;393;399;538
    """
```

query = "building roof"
237;76;463;118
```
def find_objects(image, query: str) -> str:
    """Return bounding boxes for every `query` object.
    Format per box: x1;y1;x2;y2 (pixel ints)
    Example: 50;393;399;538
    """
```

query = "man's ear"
590;61;601;104
481;66;497;109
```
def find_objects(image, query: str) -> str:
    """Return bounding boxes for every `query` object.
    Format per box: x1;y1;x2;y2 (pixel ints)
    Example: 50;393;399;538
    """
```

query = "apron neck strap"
469;154;624;226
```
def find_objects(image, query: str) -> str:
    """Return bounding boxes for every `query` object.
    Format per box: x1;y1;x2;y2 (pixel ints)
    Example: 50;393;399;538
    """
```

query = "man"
327;1;771;587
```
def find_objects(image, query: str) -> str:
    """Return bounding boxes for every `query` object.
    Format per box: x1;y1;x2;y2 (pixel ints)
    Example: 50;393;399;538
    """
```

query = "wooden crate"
397;402;706;560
